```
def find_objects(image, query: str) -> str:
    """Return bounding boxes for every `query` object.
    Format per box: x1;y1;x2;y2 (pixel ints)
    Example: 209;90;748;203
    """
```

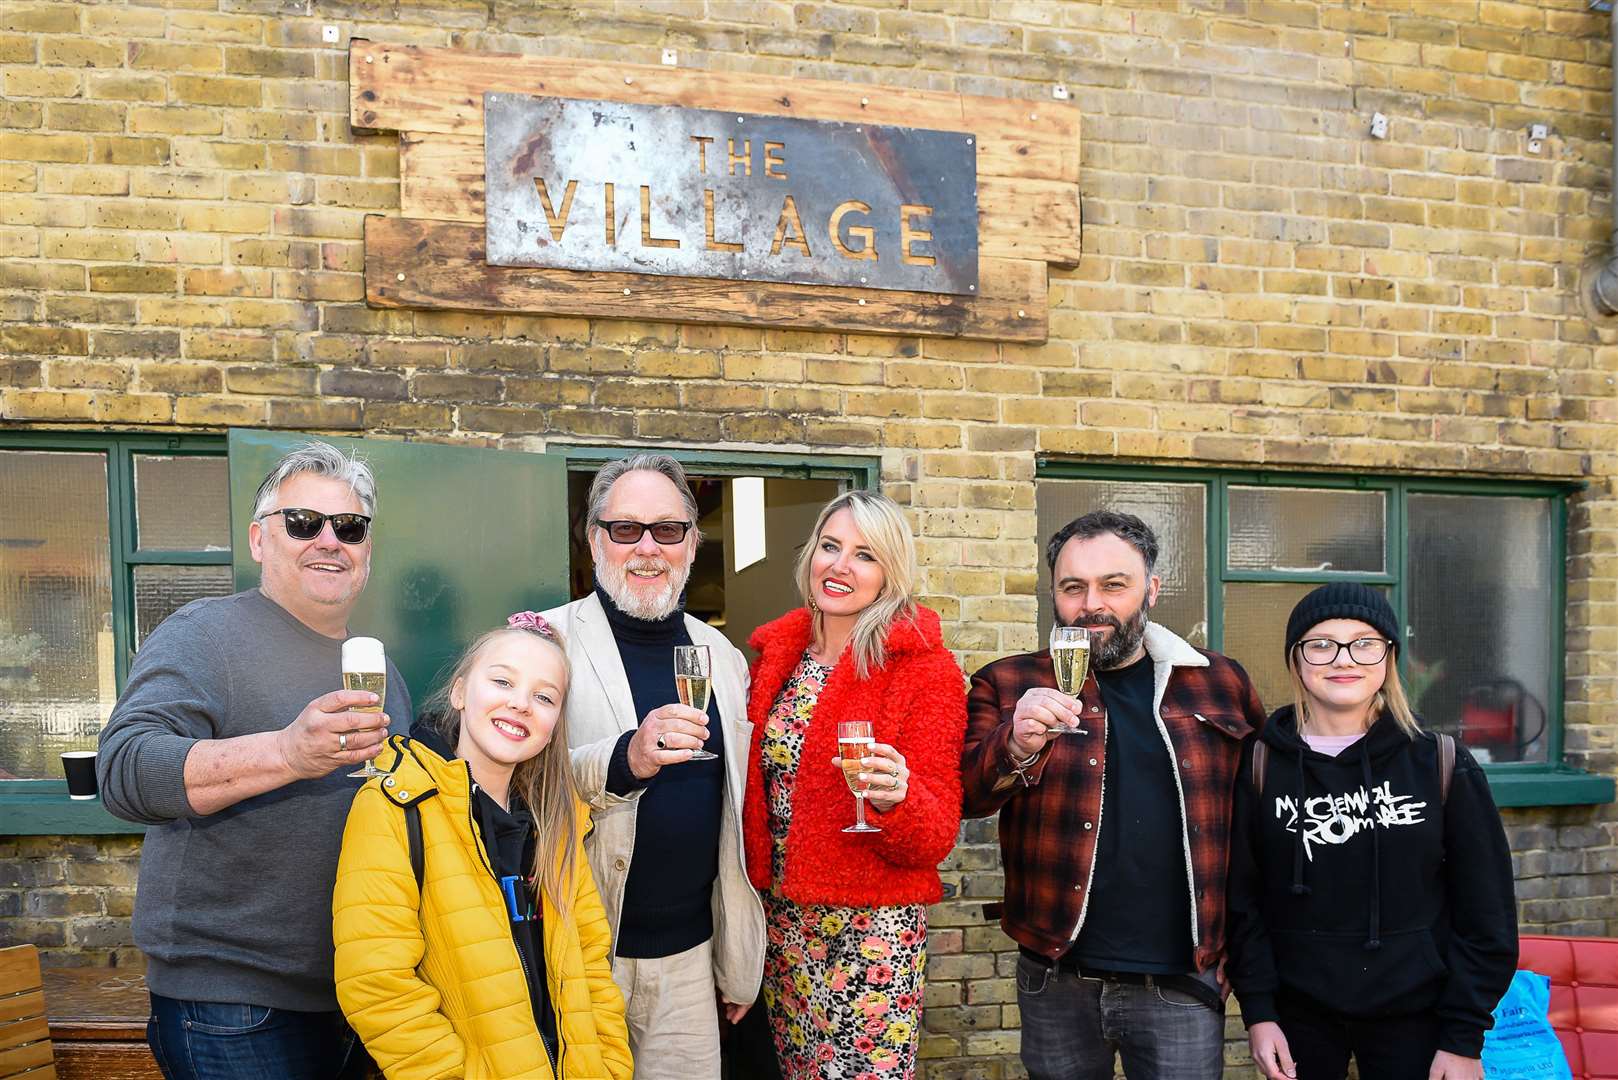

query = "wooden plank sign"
352;41;1079;342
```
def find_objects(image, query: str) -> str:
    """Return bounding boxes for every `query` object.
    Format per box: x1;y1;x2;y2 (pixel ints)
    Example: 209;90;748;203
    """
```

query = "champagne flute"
343;636;389;778
837;720;881;834
673;644;718;762
1047;626;1091;736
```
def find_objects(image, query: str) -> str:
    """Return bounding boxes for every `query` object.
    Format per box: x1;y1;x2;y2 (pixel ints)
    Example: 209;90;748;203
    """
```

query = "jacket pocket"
1271;926;1447;1016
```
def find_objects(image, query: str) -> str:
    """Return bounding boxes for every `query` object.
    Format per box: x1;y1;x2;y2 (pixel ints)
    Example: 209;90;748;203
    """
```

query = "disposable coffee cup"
62;751;98;800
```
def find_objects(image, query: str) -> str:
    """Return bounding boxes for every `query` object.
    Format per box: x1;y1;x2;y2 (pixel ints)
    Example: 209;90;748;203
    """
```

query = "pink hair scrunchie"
507;610;558;639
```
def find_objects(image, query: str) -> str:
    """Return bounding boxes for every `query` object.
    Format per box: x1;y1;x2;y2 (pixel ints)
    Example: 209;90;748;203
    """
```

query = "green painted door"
227;430;568;709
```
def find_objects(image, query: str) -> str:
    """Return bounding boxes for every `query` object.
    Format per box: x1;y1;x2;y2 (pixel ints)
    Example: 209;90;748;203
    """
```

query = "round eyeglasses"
1295;637;1391;666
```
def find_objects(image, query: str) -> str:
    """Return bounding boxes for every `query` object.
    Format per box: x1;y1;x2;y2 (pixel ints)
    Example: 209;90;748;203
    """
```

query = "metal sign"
483;93;979;295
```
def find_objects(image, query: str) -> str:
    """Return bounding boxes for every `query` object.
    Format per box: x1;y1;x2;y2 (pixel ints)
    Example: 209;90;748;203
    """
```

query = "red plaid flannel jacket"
961;623;1266;973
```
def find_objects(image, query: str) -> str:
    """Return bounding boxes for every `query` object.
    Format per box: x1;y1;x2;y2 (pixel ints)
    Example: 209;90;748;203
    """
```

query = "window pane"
134;454;230;551
134;565;236;649
1408;494;1554;763
0;451;114;779
1228;486;1385;573
1037;479;1208;647
1221;582;1391;717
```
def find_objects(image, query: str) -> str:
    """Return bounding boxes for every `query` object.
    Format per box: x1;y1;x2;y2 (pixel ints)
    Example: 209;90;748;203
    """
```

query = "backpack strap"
406;801;425;891
1437;732;1456;805
1251;739;1269;796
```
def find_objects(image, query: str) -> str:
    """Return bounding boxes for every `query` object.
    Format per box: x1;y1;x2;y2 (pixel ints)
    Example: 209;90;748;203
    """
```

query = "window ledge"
0;782;145;836
1484;767;1615;809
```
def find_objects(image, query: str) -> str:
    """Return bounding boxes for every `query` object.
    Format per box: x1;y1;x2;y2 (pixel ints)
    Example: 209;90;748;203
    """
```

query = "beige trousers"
612;938;721;1080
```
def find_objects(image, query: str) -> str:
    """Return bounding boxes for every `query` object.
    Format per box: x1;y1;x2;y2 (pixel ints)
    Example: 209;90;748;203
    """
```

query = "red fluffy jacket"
743;606;967;908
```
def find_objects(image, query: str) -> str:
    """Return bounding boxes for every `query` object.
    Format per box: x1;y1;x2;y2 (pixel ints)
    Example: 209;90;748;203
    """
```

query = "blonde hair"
421;624;580;918
793;490;920;680
1288;644;1421;740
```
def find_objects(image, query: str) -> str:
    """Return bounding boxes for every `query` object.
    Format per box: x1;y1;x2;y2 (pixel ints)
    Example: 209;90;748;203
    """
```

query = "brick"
90;265;178;294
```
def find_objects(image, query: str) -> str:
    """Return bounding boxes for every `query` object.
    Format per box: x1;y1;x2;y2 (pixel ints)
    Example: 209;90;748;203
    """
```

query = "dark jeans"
147;994;372;1080
1016;954;1225;1080
1278;995;1441;1080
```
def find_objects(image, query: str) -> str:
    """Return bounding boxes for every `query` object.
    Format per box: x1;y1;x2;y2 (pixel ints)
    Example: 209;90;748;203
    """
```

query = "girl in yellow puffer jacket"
334;613;631;1080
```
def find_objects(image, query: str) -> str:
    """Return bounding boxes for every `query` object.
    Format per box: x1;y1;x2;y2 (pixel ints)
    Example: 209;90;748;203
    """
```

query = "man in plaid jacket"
962;510;1267;1080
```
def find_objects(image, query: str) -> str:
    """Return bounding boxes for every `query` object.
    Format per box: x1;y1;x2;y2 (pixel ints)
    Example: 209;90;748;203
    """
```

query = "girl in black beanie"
1225;583;1517;1080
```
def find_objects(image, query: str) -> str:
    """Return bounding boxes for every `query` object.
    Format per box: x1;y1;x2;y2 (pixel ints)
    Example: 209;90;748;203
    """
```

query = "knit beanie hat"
1283;582;1401;657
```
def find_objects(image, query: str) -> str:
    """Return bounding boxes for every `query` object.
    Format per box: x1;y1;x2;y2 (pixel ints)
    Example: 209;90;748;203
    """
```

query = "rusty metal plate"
483;93;978;295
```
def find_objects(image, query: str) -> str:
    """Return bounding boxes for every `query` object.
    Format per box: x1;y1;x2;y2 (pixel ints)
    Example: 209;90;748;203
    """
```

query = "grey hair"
586;453;702;542
251;442;377;521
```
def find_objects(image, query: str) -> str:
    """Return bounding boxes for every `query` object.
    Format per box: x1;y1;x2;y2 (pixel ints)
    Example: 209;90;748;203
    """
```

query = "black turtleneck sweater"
596;585;726;959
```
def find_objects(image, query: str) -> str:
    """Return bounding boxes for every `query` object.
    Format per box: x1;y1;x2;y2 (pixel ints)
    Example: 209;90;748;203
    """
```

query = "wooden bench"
38;967;158;1080
1;945;53;1079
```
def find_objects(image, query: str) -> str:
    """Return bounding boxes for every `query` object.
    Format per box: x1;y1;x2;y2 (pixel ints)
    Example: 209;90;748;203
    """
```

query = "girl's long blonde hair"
421;623;580;918
1288;644;1421;739
793;490;920;680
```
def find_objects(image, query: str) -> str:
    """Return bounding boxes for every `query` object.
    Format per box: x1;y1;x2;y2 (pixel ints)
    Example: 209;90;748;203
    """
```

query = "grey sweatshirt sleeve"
97;611;230;825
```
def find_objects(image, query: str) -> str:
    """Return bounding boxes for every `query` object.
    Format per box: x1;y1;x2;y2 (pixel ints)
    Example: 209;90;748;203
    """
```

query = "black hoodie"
1225;706;1518;1058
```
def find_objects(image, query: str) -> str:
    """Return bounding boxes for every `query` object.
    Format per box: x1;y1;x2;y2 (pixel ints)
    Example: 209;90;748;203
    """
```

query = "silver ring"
339;732;348;751
656;735;666;750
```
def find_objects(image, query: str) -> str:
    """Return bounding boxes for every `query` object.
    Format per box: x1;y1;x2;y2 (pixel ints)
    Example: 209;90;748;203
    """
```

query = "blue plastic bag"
1481;969;1573;1080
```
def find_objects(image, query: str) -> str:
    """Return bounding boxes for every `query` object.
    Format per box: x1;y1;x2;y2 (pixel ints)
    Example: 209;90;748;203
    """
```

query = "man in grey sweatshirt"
98;442;411;1080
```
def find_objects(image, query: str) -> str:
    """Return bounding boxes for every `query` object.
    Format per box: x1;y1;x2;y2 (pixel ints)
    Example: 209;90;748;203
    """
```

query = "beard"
1061;600;1150;671
592;539;690;621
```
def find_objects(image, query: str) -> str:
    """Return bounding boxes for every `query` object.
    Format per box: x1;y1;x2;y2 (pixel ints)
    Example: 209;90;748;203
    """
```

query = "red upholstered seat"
1519;935;1618;1080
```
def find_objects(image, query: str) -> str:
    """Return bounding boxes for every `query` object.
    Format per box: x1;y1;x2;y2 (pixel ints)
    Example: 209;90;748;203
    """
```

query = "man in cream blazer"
544;453;764;1080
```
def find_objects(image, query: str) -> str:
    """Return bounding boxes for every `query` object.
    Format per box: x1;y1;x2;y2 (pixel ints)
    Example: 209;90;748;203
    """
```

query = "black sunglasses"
595;519;693;545
261;507;372;545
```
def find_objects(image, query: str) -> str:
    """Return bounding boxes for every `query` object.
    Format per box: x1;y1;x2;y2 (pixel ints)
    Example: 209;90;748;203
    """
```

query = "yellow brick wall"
3;2;1617;1076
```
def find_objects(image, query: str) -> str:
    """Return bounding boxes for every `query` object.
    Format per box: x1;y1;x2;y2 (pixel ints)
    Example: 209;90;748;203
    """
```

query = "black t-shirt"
1069;652;1195;974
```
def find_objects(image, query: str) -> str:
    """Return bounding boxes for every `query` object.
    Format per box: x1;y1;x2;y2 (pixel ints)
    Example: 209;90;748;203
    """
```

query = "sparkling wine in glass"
342;636;389;779
1047;626;1091;736
674;644;718;762
837;720;881;834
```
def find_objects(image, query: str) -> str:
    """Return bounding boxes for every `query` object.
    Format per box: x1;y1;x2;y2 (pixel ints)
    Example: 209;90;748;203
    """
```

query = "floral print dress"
760;653;926;1080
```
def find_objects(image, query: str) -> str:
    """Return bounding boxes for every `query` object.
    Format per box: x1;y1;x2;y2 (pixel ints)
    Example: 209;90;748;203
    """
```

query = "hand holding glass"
342;636;389;778
1047;626;1091;736
837;720;881;834
673;645;717;761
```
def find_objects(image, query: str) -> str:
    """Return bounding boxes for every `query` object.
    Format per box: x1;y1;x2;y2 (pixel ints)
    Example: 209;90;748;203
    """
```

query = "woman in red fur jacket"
743;489;967;1080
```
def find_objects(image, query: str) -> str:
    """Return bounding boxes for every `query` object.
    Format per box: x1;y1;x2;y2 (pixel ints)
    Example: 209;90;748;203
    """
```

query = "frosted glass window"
0;451;114;779
135;454;231;551
134;565;236;649
1408;494;1553;763
1036;479;1208;647
1228;486;1385;574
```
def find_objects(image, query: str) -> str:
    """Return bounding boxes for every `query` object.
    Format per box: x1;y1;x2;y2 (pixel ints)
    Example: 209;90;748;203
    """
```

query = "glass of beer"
673;644;718;762
1047;626;1091;736
837;720;881;834
342;636;389;778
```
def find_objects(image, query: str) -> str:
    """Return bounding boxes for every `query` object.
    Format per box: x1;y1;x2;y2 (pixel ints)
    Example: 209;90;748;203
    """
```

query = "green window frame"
557;445;879;490
1036;460;1611;809
1;432;230;834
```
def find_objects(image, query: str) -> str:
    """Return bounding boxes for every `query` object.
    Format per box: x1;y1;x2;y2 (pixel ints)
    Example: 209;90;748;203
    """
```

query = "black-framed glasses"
595;519;693;545
1295;637;1391;666
259;507;372;545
